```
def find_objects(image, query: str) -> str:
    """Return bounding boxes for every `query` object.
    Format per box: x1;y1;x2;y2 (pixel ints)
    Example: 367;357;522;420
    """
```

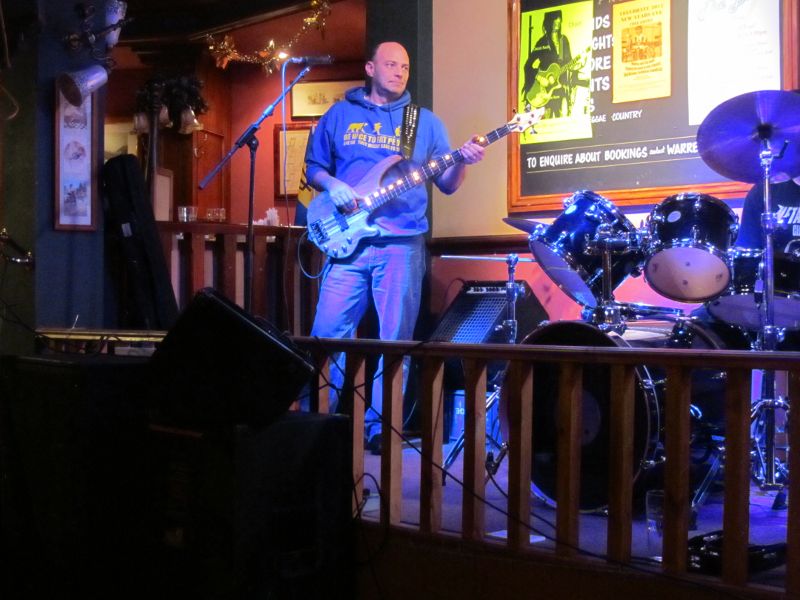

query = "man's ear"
365;61;375;78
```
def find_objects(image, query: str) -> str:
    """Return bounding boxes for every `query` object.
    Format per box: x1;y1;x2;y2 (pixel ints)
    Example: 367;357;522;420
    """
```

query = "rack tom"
644;193;738;302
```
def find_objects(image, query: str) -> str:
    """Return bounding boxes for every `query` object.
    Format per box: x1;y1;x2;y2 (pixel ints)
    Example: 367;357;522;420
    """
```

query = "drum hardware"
697;89;800;499
583;223;644;331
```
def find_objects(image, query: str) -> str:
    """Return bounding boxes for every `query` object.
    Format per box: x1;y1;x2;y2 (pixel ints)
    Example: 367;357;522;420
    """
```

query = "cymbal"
697;90;800;183
503;216;546;234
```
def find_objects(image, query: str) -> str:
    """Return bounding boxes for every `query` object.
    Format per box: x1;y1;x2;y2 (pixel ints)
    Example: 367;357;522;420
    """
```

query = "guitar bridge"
309;220;329;243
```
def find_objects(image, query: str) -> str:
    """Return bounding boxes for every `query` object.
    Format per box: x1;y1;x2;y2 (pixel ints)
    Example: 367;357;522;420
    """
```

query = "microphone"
288;55;334;65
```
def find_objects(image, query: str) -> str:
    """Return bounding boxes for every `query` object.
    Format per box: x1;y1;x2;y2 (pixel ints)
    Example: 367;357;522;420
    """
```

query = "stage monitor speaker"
429;280;548;401
150;288;316;428
430;280;547;346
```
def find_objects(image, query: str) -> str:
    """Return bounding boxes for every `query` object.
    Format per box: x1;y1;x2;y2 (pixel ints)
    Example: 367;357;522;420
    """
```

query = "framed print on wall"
508;0;794;214
274;122;314;198
291;79;363;118
54;88;96;230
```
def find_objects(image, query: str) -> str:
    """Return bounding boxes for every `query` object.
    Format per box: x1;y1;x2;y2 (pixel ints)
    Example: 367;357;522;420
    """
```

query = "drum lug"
691;224;701;241
562;195;574;208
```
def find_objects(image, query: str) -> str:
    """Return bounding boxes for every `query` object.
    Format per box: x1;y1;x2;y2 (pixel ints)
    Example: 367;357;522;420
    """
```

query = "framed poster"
274;122;314;198
291;80;363;118
509;0;792;213
54;88;96;230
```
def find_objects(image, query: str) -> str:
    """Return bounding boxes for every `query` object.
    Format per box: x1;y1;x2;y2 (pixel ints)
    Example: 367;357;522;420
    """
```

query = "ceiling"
121;0;312;42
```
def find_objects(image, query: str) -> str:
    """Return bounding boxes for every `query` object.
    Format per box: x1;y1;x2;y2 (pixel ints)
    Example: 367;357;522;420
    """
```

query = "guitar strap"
401;103;420;160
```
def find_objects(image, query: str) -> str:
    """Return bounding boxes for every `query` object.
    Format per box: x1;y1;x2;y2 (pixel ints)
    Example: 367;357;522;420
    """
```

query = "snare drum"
501;318;749;511
708;248;800;330
644;193;738;302
528;190;643;307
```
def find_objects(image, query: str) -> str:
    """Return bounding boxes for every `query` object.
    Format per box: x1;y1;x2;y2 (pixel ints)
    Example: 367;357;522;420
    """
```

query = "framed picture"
54;88;96;230
274;122;314;198
507;0;793;213
291;79;363;118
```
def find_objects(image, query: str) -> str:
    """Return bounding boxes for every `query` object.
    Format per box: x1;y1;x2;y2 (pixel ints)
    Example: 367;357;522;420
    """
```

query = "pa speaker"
147;412;353;598
150;288;316;428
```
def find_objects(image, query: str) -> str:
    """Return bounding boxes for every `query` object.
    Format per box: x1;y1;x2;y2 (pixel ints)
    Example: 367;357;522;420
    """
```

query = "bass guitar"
306;108;544;258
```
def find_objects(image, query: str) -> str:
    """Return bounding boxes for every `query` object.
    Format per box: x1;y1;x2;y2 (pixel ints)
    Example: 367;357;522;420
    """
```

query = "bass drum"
502;319;750;512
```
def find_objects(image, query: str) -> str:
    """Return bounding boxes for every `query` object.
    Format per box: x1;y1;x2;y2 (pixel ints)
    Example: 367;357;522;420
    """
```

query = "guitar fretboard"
359;123;514;213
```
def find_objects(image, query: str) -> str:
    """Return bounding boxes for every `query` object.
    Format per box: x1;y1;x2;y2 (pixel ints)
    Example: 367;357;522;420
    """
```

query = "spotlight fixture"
57;64;109;107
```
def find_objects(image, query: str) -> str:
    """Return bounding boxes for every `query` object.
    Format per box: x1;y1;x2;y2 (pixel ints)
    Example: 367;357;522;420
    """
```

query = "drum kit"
483;90;800;511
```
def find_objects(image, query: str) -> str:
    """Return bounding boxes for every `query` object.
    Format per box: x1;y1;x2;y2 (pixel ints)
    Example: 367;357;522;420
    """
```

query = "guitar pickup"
309;220;329;243
333;211;349;232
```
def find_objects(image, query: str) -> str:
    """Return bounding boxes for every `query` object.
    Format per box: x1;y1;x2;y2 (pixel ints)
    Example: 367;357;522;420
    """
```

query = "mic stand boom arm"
198;66;312;313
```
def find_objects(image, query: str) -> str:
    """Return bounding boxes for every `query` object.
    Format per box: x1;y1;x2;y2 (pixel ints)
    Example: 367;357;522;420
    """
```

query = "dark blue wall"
1;0;106;354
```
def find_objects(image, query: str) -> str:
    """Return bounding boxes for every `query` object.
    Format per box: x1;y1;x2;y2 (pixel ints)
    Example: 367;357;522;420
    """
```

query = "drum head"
514;321;657;511
644;247;731;301
528;238;599;307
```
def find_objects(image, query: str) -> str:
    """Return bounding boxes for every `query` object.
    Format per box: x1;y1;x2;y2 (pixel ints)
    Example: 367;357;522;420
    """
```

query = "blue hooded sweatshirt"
304;86;453;238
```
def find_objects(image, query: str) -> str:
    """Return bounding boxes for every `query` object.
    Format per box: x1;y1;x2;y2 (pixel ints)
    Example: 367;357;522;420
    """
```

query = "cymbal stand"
442;253;524;480
750;136;790;505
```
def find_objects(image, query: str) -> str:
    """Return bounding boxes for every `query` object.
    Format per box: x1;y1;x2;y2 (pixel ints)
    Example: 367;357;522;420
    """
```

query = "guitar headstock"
508;105;546;134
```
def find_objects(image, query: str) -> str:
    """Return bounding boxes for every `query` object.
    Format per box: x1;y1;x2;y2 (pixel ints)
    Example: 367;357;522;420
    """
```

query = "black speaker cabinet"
150;288;316;428
147;412;353;599
0;354;154;599
426;280;548;439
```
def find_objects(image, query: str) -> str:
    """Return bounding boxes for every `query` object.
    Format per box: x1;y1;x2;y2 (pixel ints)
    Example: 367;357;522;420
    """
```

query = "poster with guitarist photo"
518;1;593;144
511;0;782;211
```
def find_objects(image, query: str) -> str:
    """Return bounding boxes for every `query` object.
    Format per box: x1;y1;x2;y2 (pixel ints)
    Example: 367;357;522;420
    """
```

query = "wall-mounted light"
57;64;108;107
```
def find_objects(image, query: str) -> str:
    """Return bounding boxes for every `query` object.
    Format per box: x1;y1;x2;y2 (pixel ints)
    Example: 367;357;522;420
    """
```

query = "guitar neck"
360;122;514;214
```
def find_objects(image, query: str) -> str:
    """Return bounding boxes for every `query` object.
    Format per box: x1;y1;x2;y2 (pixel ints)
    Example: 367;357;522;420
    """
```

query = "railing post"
662;366;691;574
215;232;237;301
608;364;635;563
381;353;404;526
556;362;582;557
787;368;800;596
347;353;366;514
722;368;751;585
462;359;488;541
420;357;445;534
506;360;534;550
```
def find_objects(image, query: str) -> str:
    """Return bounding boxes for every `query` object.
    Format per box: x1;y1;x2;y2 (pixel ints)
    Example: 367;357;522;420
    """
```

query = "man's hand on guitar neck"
437;137;485;194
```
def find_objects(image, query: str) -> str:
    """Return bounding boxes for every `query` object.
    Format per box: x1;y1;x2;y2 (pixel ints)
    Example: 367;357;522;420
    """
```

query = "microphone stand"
199;65;312;313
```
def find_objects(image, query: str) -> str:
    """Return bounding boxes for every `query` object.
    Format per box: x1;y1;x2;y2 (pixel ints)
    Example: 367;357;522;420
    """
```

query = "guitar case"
103;154;178;330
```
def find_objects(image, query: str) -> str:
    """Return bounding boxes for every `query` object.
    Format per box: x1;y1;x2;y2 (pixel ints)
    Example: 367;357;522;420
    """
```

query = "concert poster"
512;0;781;213
612;0;671;103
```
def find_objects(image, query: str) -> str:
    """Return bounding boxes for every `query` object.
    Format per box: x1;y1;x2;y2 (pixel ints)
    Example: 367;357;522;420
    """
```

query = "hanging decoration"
205;0;331;75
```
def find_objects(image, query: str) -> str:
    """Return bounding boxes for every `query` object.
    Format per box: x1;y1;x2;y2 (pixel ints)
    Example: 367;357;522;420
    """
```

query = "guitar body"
306;154;406;259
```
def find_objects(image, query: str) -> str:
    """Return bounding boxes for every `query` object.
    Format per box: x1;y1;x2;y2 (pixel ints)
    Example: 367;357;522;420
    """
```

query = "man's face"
366;42;410;100
552;17;562;34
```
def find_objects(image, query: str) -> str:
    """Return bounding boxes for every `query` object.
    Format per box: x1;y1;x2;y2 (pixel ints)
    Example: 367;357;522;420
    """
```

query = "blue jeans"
311;236;425;440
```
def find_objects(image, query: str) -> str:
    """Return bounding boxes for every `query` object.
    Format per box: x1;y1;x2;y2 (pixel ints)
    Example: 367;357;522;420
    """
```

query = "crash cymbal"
503;216;546;233
697;90;800;183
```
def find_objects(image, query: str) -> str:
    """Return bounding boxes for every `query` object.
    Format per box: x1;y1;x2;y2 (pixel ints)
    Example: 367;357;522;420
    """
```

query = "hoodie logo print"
343;120;400;151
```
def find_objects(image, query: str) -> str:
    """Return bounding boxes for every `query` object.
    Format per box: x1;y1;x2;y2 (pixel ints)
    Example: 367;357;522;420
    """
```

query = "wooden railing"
294;336;800;597
156;222;321;335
